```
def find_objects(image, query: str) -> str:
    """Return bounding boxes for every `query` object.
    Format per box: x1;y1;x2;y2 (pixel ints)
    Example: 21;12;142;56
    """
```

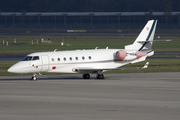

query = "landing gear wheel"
96;74;104;79
31;74;38;81
83;74;90;79
32;76;37;81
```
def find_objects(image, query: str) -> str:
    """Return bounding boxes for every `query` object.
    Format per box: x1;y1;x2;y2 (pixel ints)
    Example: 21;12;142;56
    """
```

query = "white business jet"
8;20;157;80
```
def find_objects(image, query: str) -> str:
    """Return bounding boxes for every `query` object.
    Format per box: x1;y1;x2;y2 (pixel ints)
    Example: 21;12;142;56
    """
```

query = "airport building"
0;12;180;28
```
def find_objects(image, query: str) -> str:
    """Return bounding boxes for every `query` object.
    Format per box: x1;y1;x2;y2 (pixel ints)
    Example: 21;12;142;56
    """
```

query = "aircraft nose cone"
7;66;17;73
7;62;22;73
7;61;40;74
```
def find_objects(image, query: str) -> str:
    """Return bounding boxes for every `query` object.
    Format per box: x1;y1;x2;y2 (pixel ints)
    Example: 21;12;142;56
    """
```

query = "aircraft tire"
83;74;90;79
97;74;104;79
33;77;37;81
31;76;37;81
31;74;38;81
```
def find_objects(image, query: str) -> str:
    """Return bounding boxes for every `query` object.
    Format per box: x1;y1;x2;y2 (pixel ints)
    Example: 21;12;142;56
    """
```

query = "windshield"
22;56;39;61
22;56;33;61
33;56;39;60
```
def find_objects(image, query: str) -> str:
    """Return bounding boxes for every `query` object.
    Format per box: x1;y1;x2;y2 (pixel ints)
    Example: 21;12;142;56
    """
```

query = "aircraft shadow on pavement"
0;75;112;81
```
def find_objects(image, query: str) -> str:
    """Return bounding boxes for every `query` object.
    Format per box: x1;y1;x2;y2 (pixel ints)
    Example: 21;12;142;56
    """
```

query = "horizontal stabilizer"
137;39;172;43
153;39;172;42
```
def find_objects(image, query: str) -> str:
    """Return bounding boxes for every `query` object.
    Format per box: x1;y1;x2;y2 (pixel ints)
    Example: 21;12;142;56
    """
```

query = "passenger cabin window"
89;56;92;60
75;57;78;60
69;57;72;61
57;58;60;61
82;56;85;60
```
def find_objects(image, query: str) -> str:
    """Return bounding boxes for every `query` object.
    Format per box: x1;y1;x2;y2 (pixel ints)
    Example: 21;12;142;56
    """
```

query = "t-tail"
125;20;157;56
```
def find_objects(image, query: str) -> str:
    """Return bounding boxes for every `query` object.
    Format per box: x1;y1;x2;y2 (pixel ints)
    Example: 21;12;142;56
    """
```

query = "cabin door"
41;55;49;72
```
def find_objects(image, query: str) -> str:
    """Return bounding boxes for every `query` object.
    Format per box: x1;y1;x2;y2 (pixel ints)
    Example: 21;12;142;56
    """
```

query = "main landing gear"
83;74;90;79
96;74;104;79
82;73;105;79
96;70;104;79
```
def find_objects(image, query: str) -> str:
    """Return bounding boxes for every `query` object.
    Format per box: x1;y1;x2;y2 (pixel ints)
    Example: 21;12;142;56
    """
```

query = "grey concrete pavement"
0;73;180;120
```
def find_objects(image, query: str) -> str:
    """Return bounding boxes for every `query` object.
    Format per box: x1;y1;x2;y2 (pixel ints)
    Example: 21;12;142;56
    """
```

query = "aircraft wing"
73;62;149;73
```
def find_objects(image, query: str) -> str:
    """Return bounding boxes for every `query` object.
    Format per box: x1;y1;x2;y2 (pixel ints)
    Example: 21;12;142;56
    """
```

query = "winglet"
142;62;149;69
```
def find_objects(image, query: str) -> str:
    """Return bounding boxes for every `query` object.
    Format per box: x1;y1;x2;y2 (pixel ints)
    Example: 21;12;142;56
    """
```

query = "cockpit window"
22;56;39;61
22;56;33;61
33;56;39;60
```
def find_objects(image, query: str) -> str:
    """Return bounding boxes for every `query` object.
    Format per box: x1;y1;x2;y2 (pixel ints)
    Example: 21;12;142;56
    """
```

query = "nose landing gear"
31;73;38;81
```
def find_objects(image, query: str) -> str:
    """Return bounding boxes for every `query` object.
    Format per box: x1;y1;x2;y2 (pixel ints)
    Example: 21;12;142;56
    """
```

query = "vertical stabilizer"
125;20;157;51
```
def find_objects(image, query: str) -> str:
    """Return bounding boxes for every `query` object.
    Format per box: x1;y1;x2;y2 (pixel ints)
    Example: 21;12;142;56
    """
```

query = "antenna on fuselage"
54;49;57;52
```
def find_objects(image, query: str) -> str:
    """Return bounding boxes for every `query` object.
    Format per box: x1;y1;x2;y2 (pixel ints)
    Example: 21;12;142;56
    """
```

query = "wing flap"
72;62;149;73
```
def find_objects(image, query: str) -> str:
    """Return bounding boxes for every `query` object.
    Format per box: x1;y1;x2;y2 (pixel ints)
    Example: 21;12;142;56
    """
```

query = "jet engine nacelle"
116;50;147;61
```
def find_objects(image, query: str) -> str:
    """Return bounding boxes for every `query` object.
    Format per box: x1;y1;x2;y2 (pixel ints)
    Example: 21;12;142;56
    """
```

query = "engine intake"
116;50;147;61
116;50;127;61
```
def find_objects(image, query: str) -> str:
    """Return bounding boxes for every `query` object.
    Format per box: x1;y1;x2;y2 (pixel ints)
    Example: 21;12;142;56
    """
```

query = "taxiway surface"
0;72;180;120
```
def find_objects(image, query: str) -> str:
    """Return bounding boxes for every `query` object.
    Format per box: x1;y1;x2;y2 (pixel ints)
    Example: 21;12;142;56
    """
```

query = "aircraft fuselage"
8;49;131;74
